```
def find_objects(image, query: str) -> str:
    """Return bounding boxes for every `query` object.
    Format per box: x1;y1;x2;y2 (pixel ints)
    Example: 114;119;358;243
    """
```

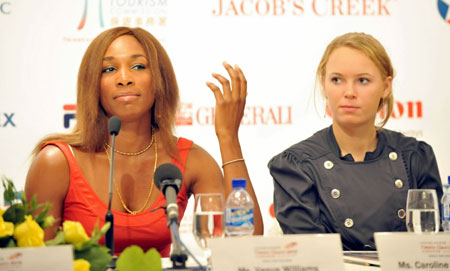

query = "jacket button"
344;218;354;228
398;209;406;219
324;160;334;169
394;179;404;189
389;152;398;161
331;189;341;199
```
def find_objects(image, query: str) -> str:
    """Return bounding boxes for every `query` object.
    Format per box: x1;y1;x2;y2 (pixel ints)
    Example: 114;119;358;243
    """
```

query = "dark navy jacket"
269;126;443;250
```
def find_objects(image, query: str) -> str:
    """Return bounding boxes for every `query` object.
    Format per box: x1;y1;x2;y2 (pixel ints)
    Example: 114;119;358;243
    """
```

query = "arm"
411;142;443;200
205;62;263;235
268;151;326;234
25;145;70;240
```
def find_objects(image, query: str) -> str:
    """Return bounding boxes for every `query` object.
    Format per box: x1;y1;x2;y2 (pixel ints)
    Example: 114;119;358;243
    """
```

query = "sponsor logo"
176;103;293;126
284;242;298;249
325;101;423;119
390;101;422;119
438;0;450;23
64;102;292;128
212;0;392;16
269;203;275;218
63;104;76;129
77;0;105;30
0;1;11;15
8;253;22;261
254;241;299;259
77;0;168;30
0;112;15;127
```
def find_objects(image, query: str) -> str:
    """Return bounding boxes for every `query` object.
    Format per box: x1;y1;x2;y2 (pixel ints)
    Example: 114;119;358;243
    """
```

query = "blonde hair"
316;32;394;128
33;27;179;157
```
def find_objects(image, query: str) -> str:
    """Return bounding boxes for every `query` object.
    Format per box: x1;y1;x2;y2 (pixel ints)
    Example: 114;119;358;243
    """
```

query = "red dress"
43;138;192;257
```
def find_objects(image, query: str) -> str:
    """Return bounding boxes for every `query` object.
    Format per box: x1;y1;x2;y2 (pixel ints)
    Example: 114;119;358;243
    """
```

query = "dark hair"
33;27;179;157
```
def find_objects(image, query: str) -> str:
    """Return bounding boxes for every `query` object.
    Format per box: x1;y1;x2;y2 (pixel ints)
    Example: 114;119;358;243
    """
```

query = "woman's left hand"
206;61;247;140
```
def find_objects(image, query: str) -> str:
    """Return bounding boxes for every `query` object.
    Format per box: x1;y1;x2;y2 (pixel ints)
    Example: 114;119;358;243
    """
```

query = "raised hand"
206;61;247;140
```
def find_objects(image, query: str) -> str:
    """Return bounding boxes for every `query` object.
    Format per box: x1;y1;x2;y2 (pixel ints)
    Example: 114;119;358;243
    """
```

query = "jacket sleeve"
268;151;326;234
410;141;443;200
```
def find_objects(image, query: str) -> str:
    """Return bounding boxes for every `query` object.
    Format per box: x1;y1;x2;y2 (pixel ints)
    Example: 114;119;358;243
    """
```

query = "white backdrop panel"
0;0;449;235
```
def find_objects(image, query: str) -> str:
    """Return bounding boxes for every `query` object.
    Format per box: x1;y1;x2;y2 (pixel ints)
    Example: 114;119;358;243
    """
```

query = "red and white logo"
212;0;392;16
176;103;293;126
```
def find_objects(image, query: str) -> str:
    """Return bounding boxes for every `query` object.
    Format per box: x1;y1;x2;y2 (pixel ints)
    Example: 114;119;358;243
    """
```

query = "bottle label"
225;208;254;227
443;203;450;221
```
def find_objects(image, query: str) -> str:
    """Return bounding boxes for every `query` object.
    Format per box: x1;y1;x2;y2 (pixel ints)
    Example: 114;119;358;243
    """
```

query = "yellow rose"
0;208;5;216
63;221;89;244
73;259;91;271
13;215;45;247
0;215;14;238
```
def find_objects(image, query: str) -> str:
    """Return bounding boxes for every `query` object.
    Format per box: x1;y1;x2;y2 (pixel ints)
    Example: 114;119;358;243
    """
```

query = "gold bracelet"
222;158;245;168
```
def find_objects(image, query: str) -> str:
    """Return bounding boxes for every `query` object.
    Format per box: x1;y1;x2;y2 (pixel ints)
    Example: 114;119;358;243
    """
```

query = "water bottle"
225;179;254;236
441;176;450;232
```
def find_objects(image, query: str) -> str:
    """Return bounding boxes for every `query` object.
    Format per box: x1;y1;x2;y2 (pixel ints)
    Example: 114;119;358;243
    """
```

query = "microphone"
106;116;121;258
154;163;183;226
154;163;188;268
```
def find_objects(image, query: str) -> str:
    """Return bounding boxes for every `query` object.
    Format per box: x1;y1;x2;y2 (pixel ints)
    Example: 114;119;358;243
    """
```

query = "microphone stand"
169;221;188;269
164;222;206;271
105;132;117;271
163;185;205;271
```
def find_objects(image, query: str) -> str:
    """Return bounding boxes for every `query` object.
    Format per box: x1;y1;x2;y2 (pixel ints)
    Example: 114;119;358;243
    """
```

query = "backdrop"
1;0;450;239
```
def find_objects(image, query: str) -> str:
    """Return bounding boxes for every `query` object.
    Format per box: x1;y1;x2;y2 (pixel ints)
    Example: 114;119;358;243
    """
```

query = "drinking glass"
406;189;440;233
193;193;225;265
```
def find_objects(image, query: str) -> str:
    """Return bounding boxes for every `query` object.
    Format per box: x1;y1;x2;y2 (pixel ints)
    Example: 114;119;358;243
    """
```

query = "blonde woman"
269;32;442;250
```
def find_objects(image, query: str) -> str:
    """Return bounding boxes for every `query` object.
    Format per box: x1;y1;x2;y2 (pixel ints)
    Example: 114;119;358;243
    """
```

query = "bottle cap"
232;179;246;189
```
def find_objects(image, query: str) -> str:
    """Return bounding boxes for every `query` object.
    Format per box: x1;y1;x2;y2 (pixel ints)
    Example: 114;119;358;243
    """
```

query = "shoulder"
25;143;70;199
185;141;217;166
269;127;331;166
381;129;434;154
178;138;221;177
34;143;70;169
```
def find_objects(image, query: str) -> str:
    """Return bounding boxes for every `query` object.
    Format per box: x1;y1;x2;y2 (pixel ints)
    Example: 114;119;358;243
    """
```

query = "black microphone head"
154;163;183;193
108;116;121;136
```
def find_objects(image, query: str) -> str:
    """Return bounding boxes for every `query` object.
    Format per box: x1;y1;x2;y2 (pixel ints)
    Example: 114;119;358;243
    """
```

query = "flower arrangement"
0;176;163;271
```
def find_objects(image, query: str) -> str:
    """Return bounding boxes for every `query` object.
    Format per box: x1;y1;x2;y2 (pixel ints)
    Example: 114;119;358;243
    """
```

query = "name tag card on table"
209;234;345;271
0;245;73;271
375;232;450;271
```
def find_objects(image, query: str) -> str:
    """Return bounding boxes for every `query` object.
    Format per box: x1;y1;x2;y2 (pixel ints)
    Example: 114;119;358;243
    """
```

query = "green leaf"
4;238;16;248
144;248;162;271
3;204;26;224
116;246;145;271
33;202;52;227
19;191;26;205
45;231;66;246
0;236;16;248
2;176;17;203
116;246;162;271
75;222;110;251
75;244;112;271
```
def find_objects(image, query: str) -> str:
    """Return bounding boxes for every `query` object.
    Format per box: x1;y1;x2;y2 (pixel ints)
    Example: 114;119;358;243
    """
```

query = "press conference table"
343;251;381;271
162;251;382;271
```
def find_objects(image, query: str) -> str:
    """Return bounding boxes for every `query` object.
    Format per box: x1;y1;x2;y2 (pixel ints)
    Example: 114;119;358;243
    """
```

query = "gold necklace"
105;129;154;156
104;133;157;215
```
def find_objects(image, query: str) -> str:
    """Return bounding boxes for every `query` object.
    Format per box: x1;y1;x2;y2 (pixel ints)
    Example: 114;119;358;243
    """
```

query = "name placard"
0;245;73;271
209;234;344;271
375;232;450;271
